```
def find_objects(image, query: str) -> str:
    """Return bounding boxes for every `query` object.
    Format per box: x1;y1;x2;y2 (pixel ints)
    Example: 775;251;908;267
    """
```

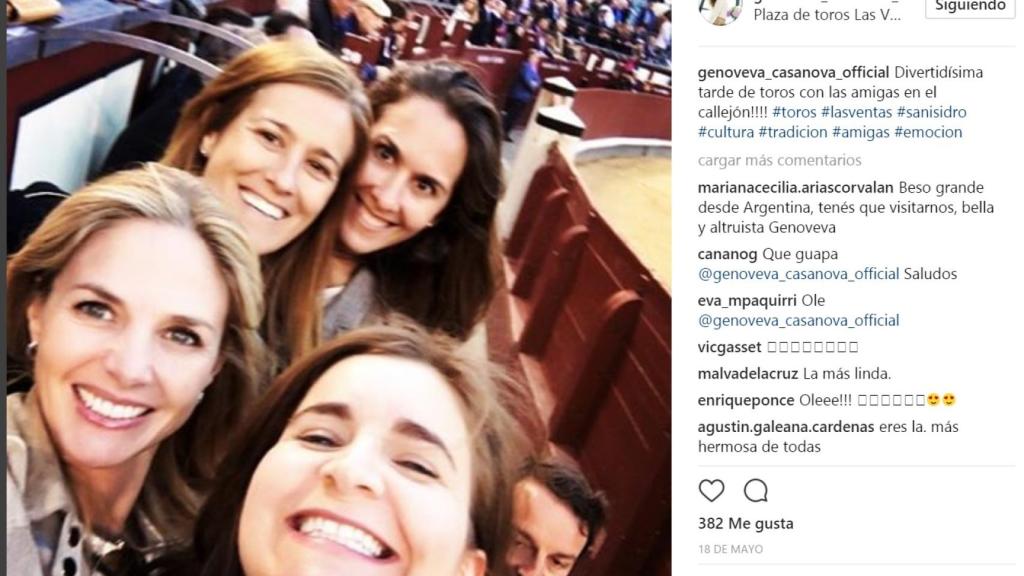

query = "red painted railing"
573;88;672;141
499;143;670;574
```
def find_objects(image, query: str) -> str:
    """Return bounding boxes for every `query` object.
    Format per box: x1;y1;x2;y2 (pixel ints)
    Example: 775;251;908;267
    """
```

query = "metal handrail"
137;8;257;51
39;28;222;78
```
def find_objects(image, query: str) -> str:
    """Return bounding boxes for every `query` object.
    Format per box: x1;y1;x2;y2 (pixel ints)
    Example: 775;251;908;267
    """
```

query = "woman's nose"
266;151;303;196
103;329;157;387
368;172;405;213
319;437;386;497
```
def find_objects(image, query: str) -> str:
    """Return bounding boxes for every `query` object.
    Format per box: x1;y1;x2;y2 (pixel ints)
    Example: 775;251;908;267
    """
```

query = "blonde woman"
162;40;371;362
6;164;268;575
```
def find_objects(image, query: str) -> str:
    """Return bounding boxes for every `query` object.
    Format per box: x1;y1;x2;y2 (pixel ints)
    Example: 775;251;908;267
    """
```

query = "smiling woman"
302;62;505;359
161;40;371;364
137;321;530;576
6;164;268;576
198;82;356;256
238;353;483;576
163;41;370;256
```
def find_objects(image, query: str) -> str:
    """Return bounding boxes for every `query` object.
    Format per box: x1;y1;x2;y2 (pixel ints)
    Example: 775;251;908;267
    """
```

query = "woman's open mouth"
240;190;286;221
289;512;397;562
74;385;153;428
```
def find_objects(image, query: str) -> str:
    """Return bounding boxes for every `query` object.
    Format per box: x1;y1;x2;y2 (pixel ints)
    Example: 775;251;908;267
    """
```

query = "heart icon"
699;479;724;502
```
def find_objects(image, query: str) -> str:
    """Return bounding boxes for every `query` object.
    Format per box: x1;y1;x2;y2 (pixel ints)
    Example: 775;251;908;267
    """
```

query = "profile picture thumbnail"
700;0;742;26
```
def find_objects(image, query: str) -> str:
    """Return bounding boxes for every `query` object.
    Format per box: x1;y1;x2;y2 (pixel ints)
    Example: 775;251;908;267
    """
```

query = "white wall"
10;59;142;193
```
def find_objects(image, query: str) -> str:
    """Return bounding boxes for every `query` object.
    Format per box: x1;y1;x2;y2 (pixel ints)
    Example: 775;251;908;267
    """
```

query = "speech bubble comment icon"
744;478;768;503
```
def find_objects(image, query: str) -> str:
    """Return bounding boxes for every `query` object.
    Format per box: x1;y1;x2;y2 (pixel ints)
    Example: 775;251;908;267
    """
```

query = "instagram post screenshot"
4;0;672;573
682;0;1022;575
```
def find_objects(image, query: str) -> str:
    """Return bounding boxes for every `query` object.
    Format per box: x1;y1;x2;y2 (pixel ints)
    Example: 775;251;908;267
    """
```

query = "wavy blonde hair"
7;163;269;541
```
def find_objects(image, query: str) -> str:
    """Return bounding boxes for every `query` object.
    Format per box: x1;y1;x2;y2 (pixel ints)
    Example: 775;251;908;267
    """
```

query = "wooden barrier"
421;14;446;50
573;87;672;140
399;21;421;59
505;163;562;258
518;224;590;356
583;69;614;88
539;58;587;86
447;20;472;47
454;46;524;105
510;188;569;300
341;34;382;66
404;45;517;83
495;142;670;575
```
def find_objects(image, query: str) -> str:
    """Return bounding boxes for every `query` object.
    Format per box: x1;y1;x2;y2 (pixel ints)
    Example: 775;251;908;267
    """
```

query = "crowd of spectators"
273;0;671;79
455;0;673;68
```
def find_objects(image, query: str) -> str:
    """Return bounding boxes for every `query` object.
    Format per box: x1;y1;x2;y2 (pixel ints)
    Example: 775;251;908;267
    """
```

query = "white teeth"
77;387;147;420
240;191;285;221
298;516;386;559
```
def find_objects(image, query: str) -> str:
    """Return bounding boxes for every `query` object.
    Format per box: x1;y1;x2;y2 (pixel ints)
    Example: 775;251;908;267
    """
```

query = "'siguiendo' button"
926;0;1016;19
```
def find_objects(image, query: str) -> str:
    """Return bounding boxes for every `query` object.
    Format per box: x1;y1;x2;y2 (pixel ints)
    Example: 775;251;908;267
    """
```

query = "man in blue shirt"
503;50;543;140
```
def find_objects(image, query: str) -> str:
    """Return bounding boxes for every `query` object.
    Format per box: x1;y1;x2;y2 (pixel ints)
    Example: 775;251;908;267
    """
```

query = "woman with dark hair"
141;321;532;576
6;164;267;575
289;61;504;360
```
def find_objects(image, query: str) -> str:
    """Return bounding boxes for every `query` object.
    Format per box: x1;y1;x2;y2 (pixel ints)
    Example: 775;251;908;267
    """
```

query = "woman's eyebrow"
259;117;343;167
376;134;452;194
394;418;456;468
376;134;400;158
289;402;352;423
255;117;293;137
167;314;218;333
70;281;121;304
311;148;342;168
71;283;216;331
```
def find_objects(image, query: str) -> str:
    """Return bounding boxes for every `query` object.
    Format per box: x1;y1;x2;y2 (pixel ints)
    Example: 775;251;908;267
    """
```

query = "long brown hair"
144;320;533;576
6;164;269;542
355;62;504;341
162;40;372;366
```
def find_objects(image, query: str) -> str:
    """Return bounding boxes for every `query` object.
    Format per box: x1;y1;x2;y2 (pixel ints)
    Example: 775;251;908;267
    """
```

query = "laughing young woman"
161;40;371;362
141;322;530;576
6;165;267;575
282;62;505;362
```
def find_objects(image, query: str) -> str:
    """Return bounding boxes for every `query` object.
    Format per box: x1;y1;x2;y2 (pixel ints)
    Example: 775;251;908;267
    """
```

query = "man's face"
506;479;589;576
